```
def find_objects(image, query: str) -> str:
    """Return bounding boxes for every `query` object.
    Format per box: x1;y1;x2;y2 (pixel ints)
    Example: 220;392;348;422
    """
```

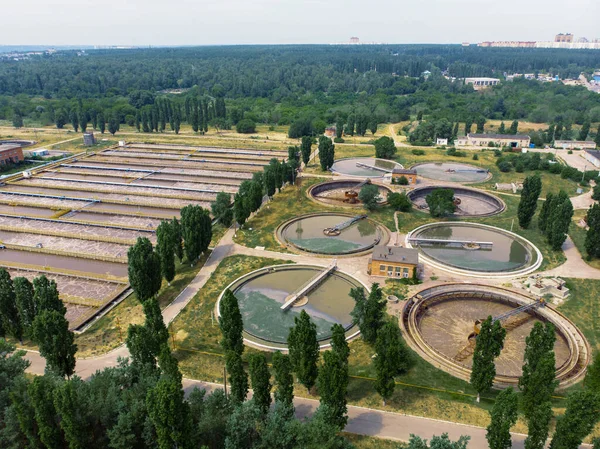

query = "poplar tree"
33;275;65;315
509;120;519;134
142;298;169;355
108;113;119;135
595;124;600;147
97;111;105;133
225;350;248;404
180;205;211;263
579;121;590;141
486;388;518;449
126;324;157;368
350;284;386;345
272;351;294;411
517;174;542;229
233;192;250;226
135;110;141;131
156;220;176;285
498;122;506;134
318;136;335;171
70;110;79;132
374;321;411;406
0;269;23;341
519;322;557;420
78;109;88;132
317;350;348;428
301;136;312;165
219;289;244;356
127;237;162;303
287;310;319;394
465;119;473;135
547;193;573;250
146;377;193;449
585;204;600;259
549;391;600;449
32;310;77;378
53;378;93;448
470;317;506;402
14;277;36;332
171;217;184;263
537;192;554;233
330;323;350;363
585;352;600;393
248;353;272;416
28;375;65;449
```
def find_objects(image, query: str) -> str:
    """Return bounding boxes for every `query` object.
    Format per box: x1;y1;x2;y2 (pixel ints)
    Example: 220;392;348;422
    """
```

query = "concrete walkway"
539;235;600;279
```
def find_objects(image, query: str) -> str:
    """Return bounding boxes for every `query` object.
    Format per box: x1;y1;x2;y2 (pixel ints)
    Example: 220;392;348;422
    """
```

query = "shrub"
568;150;573;154
411;149;425;156
388;192;412;212
494;150;502;158
333;137;345;143
236;119;256;134
397;176;409;185
472;154;479;161
498;161;512;172
358;184;381;210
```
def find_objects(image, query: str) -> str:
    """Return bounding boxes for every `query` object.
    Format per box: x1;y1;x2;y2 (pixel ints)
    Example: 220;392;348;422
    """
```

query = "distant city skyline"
1;0;598;46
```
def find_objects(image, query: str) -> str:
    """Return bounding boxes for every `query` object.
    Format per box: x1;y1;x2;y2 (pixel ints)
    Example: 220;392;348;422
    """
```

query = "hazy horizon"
2;0;598;46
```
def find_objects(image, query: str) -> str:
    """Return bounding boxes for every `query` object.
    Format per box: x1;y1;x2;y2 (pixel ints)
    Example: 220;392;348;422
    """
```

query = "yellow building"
368;246;420;279
391;168;418;185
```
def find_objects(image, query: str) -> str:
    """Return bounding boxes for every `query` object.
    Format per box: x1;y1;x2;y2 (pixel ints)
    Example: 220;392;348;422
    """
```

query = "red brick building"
0;144;24;166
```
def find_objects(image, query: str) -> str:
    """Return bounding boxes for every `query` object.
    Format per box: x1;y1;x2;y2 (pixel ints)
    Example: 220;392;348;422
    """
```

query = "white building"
584;149;600;168
436;138;448;146
455;133;531;148
554;140;596;150
465;77;500;89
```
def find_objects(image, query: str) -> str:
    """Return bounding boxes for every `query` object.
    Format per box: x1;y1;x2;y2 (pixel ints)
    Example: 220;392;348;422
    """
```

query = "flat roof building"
465;77;500;90
368;246;420;279
584;149;600;168
456;133;531;148
391;168;418;185
554;140;596;150
0;144;24;166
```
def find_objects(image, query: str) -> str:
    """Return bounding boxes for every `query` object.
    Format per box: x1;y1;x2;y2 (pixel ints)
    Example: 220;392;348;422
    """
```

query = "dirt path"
538;235;600;279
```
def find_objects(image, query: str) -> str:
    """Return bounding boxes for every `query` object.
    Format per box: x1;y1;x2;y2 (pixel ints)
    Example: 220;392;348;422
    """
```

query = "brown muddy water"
0;204;57;217
0;248;128;277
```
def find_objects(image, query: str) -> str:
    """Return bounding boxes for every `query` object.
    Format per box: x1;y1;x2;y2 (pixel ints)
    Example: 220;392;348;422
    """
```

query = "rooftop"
555;140;596;144
0;144;22;153
371;245;419;265
585;149;600;159
392;168;417;175
468;133;530;140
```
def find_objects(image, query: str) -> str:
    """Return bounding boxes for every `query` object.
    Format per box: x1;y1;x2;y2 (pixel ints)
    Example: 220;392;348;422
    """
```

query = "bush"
514;161;525;173
446;147;466;157
426;188;456;217
472;154;479;161
411;149;425;156
494;150;502;157
568;150;573;154
397;176;409;185
236;119;256;134
388;192;412;212
498;161;512;172
358;184;381;210
333;137;345;143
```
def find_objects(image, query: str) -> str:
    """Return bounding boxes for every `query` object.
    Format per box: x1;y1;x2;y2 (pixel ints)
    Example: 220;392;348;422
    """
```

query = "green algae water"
281;214;380;254
412;223;536;273
234;266;359;344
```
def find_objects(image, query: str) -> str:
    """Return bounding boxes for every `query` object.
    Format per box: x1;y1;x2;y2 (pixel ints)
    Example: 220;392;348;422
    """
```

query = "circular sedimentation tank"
308;180;392;208
277;213;389;255
406;222;542;277
217;264;366;350
407;186;505;217
330;157;403;178
412;162;491;183
401;284;591;388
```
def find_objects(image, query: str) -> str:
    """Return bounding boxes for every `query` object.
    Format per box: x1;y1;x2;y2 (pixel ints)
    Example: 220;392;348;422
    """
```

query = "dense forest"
1;45;600;136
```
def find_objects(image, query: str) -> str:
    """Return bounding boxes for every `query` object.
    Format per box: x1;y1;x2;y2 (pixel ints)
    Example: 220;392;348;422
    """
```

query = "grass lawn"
569;210;600;270
344;433;406;449
559;278;600;353
75;253;209;357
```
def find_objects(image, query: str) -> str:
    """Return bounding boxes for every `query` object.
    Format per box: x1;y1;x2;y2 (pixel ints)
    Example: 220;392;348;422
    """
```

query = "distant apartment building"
455;133;531;148
465;77;500;90
350;37;360;44
0;144;24;166
478;41;535;48
554;140;597;150
555;33;574;43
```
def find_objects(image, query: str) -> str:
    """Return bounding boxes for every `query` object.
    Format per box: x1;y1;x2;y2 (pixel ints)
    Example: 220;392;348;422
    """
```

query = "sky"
2;0;599;46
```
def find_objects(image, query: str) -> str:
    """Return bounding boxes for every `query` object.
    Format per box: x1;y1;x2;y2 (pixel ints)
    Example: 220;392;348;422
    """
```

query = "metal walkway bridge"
408;237;493;249
280;260;337;311
355;162;393;173
325;215;367;234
